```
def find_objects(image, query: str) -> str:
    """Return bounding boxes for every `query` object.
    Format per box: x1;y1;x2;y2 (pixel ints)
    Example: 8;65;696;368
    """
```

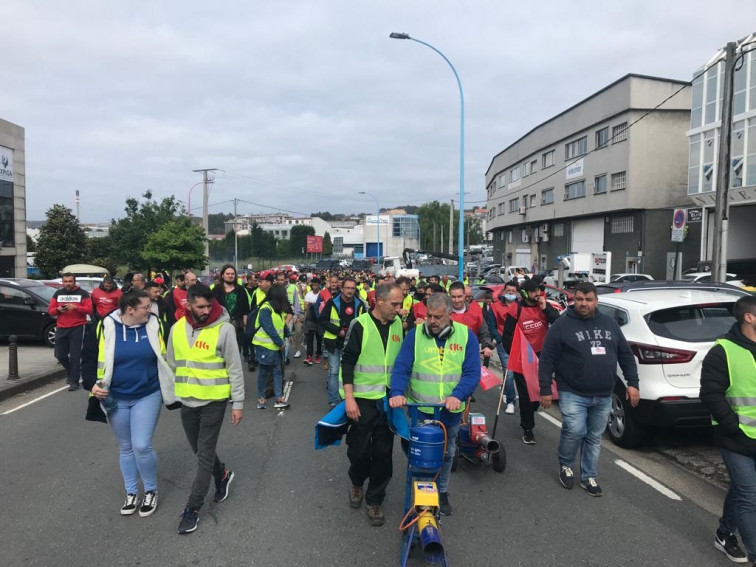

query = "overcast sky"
5;1;755;223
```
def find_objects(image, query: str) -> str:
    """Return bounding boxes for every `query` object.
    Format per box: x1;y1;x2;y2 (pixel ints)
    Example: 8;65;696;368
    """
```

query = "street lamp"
186;181;204;218
359;191;381;264
390;32;465;280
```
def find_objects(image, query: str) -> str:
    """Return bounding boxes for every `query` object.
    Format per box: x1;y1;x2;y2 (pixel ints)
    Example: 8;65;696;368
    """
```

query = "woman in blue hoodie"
82;290;178;518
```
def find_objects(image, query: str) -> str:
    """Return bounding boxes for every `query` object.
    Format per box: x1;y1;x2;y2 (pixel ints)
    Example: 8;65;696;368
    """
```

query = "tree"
322;231;333;256
141;216;207;273
35;204;88;277
276;238;291;259
208;212;233;235
466;215;484;246
289;224;315;258
108;191;181;271
26;233;36;253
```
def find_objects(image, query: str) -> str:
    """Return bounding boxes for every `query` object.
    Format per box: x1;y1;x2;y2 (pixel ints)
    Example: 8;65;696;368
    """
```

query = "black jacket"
700;323;756;456
212;284;250;324
318;295;365;352
538;306;638;397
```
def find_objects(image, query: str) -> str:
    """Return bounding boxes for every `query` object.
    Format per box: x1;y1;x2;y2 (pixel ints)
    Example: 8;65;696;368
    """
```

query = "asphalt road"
0;360;735;567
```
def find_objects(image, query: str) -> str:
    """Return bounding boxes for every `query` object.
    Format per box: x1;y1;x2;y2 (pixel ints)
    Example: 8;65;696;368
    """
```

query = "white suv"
597;289;741;448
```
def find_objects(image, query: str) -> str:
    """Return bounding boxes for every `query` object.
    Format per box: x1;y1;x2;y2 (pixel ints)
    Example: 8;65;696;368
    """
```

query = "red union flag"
507;326;558;400
306;235;323;253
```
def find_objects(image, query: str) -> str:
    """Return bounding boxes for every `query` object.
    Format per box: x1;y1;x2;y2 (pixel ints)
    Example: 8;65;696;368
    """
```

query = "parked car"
51;276;121;293
681;272;744;287
350;259;373;271
609;273;654;283
598;288;743;448
0;278;58;346
595;280;750;296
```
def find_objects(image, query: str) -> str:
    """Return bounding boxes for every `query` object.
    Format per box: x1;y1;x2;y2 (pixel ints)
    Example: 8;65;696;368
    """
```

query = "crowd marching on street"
43;264;756;565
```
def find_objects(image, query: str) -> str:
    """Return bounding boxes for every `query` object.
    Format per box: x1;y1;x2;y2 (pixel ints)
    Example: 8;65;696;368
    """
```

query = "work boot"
349;485;364;509
366;504;385;526
439;492;452;516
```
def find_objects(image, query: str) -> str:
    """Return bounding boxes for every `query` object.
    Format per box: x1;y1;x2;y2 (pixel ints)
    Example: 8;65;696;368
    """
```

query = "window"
688;134;701;194
553;223;564;237
565;136;588;160
597;305;629;326
500;231;504;241
595;127;609;149
509;198;520;213
530;159;537;174
529;194;536;208
691;74;703;128
732;121;745;188
594;174;607;194
646;304;735;343
541;188;554;204
523;161;531;177
612;122;628;143
702;130;716;191
542;149;555;168
611;216;634;234
564;180;585;200
510;167;521;183
747;117;756;187
498;203;505;215
704;66;718;125
611;171;626;191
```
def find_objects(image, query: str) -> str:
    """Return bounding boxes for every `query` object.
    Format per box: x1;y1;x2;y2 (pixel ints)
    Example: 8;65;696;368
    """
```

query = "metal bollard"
7;335;19;380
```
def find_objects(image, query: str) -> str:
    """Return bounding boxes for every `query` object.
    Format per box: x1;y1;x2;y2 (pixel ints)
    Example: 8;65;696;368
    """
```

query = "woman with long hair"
251;284;290;410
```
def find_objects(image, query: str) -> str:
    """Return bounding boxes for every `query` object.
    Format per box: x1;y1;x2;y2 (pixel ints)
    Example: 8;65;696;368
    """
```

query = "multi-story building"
485;74;695;278
362;213;420;258
688;33;756;280
0;118;25;278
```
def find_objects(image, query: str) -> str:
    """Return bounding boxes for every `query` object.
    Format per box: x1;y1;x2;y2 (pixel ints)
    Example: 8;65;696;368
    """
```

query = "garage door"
571;218;604;254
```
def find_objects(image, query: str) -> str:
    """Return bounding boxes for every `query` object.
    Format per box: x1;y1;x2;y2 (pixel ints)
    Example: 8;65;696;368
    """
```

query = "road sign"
673;209;687;229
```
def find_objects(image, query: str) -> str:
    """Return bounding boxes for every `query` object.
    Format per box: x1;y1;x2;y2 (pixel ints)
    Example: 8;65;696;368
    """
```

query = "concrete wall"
0;118;26;278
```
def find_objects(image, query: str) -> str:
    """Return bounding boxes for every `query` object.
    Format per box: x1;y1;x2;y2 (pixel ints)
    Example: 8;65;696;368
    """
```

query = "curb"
0;369;66;403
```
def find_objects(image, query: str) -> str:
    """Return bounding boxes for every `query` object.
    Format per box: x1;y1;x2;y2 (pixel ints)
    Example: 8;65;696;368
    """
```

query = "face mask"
503;294;517;302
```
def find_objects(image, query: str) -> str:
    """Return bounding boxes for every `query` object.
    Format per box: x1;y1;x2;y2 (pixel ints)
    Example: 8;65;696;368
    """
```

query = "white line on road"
1;385;69;415
614;459;682;500
537;410;563;428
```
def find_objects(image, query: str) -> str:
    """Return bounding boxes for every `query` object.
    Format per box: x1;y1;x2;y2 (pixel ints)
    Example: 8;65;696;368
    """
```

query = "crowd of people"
46;264;756;565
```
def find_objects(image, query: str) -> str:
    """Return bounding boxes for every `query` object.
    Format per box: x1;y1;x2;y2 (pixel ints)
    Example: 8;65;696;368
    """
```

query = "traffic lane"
0;364;729;566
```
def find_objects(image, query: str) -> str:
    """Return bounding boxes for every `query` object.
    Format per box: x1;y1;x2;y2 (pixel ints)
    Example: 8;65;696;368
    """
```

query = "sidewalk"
0;342;65;402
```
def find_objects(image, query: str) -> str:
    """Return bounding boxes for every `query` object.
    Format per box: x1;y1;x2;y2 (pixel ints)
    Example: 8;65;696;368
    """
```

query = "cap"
153;277;164;285
522;278;539;293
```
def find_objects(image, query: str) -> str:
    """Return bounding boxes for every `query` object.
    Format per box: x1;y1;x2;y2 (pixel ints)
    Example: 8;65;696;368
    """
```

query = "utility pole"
233;198;238;269
433;223;436;254
192;168;217;275
712;42;736;283
449;200;454;256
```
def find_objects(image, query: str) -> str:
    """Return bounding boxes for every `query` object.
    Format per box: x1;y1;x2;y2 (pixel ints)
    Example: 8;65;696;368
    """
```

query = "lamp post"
186;181;204;218
390;32;465;280
359;191;381;264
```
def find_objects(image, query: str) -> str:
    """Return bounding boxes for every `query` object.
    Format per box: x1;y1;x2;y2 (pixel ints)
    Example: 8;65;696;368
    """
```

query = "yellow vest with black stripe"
408;321;469;413
252;303;285;351
339;313;403;399
172;318;230;400
713;339;756;438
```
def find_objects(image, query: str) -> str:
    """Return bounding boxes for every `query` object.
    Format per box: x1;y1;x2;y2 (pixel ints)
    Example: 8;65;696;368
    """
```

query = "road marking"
537;410;563;428
277;379;293;415
1;385;69;415
615;459;682;500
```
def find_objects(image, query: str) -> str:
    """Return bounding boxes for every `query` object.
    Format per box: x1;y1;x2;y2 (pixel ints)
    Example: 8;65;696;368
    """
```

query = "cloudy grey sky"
5;1;755;223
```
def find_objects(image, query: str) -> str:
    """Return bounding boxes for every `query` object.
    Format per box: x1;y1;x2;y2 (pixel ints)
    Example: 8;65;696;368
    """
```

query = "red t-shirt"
450;304;485;335
505;301;550;353
91;287;122;318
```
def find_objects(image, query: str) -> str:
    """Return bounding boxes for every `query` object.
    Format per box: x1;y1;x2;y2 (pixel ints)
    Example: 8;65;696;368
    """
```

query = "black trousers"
346;397;394;505
513;372;541;431
306;330;322;357
180;401;227;510
54;325;85;386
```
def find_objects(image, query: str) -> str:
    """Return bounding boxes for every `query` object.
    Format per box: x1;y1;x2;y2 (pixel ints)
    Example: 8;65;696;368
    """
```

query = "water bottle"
96;380;118;413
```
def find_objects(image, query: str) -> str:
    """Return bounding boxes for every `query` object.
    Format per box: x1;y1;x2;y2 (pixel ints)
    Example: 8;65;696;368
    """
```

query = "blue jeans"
108;389;163;493
557;391;611;481
496;344;516;405
720;448;756;561
436;411;462;494
256;346;283;399
325;347;342;406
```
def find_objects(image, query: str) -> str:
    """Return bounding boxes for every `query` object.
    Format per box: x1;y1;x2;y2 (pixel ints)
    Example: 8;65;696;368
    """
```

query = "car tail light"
614;288;622;293
629;342;696;364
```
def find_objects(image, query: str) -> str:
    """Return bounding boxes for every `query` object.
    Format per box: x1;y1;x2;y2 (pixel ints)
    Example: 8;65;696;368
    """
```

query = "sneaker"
274;398;290;409
139;490;158;517
323;360;329;370
177;507;199;534
120;493;138;516
580;477;603;497
366;504;385;526
213;469;235;503
522;429;536;445
314;355;322;364
505;403;515;415
559;466;575;489
247;364;257;372
715;528;748;563
349;485;364;508
257;398;266;409
293;350;301;358
68;384;80;391
439;492;452;516
304;356;313;365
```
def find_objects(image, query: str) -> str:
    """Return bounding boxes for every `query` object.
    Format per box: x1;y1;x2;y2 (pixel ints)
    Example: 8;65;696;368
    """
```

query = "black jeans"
54;325;85;386
513;372;540;431
306;330;322;357
180;401;227;510
346;398;394;505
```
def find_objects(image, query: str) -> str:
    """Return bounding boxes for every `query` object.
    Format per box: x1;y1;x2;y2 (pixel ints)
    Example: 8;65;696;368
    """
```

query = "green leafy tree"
141;217;207;273
35;204;88;277
289;224;315;258
465;215;484;246
109;191;181;271
276;238;291;259
26;233;36;253
208;212;233;235
322;231;333;256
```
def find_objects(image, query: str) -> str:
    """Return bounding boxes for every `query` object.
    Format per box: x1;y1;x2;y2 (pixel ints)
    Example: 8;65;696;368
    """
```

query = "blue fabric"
486;307;501;343
720;448;756;561
389;327;481;402
313;397;410;450
258;308;284;348
557;391;611;481
108;389;163;493
438;416;462;494
110;320;159;400
256;345;283;398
